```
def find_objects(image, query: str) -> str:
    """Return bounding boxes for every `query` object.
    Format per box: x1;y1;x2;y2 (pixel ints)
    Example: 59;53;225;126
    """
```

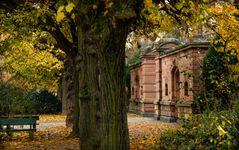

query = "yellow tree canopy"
3;38;64;92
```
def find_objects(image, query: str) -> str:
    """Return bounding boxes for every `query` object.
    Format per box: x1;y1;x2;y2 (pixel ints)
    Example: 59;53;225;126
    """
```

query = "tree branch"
40;16;73;57
206;22;226;42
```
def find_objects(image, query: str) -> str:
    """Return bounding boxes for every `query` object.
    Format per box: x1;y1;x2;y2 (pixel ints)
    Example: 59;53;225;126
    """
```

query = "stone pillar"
129;64;142;113
140;54;156;117
154;54;162;119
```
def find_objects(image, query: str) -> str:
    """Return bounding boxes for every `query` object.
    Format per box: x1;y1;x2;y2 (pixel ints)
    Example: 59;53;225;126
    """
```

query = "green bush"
28;90;61;114
0;82;35;115
154;107;239;150
201;45;238;111
0;82;61;115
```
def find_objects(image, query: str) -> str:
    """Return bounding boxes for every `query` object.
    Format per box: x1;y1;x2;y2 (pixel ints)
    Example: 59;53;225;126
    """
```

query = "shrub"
28;90;61;114
0;82;61;115
201;45;238;111
0;82;35;115
154;108;239;150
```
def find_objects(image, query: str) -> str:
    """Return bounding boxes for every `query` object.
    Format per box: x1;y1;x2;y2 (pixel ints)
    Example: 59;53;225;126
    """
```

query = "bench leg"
6;125;13;138
29;131;34;140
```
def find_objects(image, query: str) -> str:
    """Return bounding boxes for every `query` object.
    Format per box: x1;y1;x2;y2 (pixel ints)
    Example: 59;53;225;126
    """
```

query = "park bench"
0;115;39;139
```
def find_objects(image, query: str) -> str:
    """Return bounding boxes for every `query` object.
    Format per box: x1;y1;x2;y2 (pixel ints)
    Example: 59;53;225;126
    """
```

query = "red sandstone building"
129;41;210;122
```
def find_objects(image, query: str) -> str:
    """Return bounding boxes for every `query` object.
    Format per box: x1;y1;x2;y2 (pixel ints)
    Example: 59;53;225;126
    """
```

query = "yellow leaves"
4;40;63;91
65;3;75;13
2;125;80;150
39;115;66;123
56;2;75;23
217;125;227;136
71;13;75;21
93;4;98;10
58;5;65;13
103;10;109;16
144;0;156;8
105;2;113;9
56;5;65;22
2;114;177;150
102;0;113;16
207;3;239;60
175;1;185;10
142;0;206;36
209;4;238;16
129;122;177;150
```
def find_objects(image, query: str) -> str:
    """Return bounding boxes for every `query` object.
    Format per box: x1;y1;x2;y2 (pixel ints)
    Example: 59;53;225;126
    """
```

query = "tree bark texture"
77;23;130;149
76;8;134;150
60;57;80;137
75;1;141;149
71;58;80;137
61;59;74;126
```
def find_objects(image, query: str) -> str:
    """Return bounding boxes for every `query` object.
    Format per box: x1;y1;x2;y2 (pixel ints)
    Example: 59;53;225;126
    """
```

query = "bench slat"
0;118;37;125
0;129;36;132
0;115;39;120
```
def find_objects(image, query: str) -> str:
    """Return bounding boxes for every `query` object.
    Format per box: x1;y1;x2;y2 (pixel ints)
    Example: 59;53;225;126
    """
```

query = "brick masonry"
129;41;210;122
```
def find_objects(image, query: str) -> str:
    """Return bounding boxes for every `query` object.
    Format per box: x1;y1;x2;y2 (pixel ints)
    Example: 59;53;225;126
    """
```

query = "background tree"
0;0;80;136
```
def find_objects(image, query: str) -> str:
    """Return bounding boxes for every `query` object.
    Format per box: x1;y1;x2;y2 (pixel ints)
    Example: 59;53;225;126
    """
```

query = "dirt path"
38;116;177;128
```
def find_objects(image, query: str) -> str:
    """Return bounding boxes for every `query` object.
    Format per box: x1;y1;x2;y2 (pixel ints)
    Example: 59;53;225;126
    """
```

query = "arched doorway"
135;74;140;99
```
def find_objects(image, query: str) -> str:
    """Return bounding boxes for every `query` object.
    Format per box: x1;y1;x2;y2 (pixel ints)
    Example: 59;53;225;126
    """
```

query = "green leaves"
156;111;239;149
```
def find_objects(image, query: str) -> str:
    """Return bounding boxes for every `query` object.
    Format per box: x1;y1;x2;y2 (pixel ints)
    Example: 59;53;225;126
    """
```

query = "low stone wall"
176;100;193;119
129;99;156;117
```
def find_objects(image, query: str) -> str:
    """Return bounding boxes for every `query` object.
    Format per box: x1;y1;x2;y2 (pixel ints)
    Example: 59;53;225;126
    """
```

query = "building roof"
159;41;210;58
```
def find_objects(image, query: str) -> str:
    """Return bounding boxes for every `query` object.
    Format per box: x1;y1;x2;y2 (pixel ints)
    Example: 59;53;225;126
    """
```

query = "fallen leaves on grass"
129;122;177;150
1;118;177;150
127;113;142;118
1;126;79;150
39;115;66;123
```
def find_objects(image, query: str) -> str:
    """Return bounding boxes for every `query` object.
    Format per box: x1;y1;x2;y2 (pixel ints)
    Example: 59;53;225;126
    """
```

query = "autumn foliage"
1;115;177;150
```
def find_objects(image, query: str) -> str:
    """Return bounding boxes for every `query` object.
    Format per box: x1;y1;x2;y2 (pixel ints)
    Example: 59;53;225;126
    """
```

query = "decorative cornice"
159;42;210;58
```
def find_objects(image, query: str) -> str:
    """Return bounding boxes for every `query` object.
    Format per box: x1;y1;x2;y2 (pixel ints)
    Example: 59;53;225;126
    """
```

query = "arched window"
132;87;134;96
184;82;189;96
172;66;180;100
141;86;143;95
165;84;168;96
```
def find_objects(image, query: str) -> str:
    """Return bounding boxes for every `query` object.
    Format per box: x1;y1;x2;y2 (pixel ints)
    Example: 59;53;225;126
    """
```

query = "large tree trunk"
61;59;74;126
70;58;80;137
75;1;141;149
60;58;80;137
77;17;130;150
97;22;129;149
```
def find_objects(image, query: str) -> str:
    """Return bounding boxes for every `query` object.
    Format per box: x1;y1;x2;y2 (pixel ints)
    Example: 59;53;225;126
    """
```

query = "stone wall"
129;42;210;121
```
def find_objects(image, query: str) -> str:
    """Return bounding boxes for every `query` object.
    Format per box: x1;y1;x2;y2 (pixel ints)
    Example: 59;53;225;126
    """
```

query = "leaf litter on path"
1;115;177;150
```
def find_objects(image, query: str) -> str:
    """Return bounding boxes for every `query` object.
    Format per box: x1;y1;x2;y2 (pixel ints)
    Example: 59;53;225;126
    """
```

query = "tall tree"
1;0;221;149
72;0;211;148
73;1;142;149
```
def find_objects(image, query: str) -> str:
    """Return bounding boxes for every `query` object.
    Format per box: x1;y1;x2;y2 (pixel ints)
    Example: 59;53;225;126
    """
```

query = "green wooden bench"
0;116;39;139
